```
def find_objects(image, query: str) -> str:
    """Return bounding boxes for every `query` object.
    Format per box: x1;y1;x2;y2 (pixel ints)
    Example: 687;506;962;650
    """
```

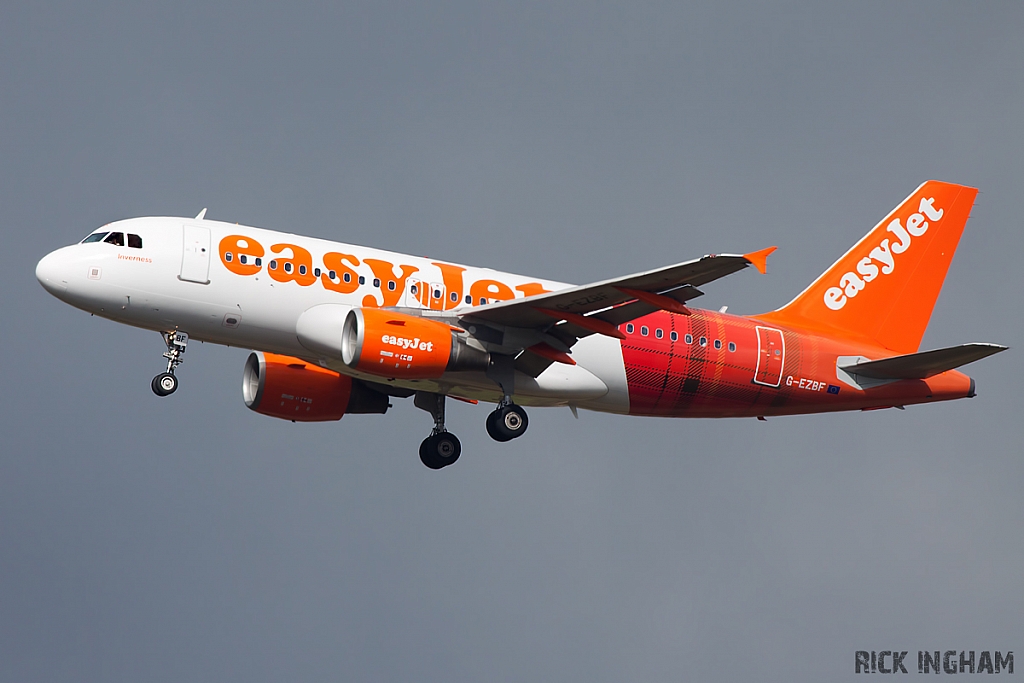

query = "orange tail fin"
757;181;978;353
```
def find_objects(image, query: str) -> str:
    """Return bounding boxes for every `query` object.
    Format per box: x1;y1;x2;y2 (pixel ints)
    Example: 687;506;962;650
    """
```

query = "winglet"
743;246;777;275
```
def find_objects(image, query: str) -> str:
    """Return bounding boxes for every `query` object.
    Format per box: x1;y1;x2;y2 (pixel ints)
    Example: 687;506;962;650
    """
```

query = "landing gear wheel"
486;404;529;442
153;331;188;397
151;372;178;397
419;432;462;470
485;410;510;442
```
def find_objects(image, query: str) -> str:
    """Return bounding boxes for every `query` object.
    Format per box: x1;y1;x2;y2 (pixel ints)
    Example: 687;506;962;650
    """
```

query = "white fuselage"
36;217;631;412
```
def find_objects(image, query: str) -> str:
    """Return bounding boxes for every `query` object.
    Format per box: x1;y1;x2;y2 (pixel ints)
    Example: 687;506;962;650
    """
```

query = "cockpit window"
127;234;143;248
82;232;108;243
103;232;125;246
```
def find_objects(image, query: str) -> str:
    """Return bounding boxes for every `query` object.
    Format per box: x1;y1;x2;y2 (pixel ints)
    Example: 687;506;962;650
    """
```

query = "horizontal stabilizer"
839;343;1007;380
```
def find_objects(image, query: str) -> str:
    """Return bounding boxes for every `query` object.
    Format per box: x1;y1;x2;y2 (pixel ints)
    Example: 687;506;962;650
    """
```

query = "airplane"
35;180;1006;469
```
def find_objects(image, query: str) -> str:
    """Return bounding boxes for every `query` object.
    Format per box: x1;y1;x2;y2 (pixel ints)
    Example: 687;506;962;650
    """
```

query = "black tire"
485;410;512;442
419;432;462;469
490;404;528;442
152;372;177;397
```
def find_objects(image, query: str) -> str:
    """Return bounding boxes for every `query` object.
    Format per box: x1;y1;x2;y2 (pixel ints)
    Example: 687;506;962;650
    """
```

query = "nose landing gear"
414;392;462;470
152;331;188;397
151;372;178;396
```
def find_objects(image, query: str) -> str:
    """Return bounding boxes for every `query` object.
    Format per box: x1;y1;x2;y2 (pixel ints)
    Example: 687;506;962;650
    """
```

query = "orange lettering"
321;252;361;294
268;244;317;286
432;262;466;310
220;235;265;276
361;259;419;307
515;282;551;297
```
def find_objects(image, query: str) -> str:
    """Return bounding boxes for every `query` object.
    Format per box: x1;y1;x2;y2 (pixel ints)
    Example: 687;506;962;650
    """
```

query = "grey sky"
2;2;1022;681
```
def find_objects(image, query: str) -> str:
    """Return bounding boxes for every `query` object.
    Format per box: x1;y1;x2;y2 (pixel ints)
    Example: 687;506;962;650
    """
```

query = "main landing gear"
485;400;529;442
483;353;529;443
413;351;529;469
413;391;530;469
414;392;462;470
152;331;188;397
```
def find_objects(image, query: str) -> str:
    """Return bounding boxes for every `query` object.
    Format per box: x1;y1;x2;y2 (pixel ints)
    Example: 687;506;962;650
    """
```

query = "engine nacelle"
242;351;388;421
340;308;489;379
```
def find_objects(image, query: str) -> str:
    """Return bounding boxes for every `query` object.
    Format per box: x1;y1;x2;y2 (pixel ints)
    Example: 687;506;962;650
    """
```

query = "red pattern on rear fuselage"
619;309;972;418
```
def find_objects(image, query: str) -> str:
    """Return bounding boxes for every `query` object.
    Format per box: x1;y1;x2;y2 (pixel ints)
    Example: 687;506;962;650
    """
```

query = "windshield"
81;232;108;243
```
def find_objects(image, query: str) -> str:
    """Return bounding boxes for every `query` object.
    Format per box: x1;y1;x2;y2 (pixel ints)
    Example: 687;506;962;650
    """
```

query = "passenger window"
626;323;634;334
728;342;736;352
269;260;278;270
640;326;649;336
685;334;693;344
388;281;396;291
298;265;307;275
465;295;472;304
341;272;348;282
224;252;233;262
670;331;678;342
239;254;247;264
450;292;458;302
255;258;262;267
479;297;486;305
655;328;663;339
82;232;108;243
699;336;707;346
358;276;365;285
373;278;381;288
714;339;722;349
103;232;125;246
284;262;293;273
127;234;143;248
433;288;441;298
314;268;321;277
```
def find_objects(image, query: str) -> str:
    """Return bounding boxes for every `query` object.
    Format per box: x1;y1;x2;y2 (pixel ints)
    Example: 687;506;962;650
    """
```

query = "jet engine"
340;308;489;379
242;351;388;421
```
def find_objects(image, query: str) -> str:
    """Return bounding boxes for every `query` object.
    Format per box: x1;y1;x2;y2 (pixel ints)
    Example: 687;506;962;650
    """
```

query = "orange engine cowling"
340;308;489;379
242;352;389;421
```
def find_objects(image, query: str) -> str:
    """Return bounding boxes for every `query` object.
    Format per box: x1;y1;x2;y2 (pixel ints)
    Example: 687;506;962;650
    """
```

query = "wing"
456;247;776;375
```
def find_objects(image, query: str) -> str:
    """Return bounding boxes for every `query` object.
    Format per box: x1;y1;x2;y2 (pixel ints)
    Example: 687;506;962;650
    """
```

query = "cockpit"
81;231;144;248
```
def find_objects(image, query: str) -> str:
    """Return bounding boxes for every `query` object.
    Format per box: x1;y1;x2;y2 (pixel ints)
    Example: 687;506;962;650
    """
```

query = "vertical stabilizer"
757;181;978;353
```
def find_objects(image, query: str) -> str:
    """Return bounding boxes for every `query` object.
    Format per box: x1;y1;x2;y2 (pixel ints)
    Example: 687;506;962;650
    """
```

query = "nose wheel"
485;402;529;442
151;372;178;396
152;331;188;397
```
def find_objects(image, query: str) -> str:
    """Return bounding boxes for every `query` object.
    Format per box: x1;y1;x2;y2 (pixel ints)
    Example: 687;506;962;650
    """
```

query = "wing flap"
462;253;762;331
838;343;1007;380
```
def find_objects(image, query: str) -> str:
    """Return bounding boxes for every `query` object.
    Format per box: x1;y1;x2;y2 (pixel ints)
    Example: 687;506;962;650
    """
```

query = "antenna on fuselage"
195;208;207;220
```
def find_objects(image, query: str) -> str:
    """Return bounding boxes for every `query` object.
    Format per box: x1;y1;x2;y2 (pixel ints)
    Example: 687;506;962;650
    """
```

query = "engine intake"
243;351;388;421
340;308;488;379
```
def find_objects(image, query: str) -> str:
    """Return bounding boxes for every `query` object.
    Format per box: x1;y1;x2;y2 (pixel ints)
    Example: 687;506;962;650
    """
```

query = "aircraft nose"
36;249;70;296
